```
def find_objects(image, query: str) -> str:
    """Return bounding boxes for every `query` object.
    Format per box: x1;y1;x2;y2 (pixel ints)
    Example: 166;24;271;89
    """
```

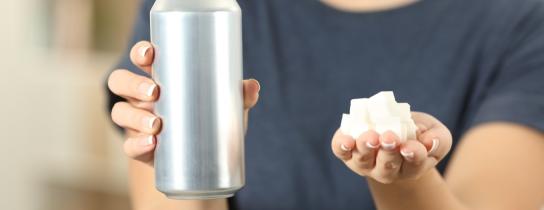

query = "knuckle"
356;153;373;163
356;161;374;169
384;161;400;170
107;70;124;91
111;102;128;123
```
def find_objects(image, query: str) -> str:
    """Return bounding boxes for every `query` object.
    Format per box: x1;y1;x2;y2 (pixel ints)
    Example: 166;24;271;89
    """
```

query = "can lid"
152;0;240;12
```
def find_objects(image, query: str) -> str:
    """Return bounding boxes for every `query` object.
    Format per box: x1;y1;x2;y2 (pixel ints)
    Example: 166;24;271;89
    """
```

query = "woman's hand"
108;41;260;166
331;112;452;184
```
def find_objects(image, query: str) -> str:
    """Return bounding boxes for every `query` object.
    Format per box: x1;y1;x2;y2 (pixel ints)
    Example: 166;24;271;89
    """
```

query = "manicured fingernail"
138;82;156;97
381;140;396;150
250;78;261;92
400;149;415;160
140;136;154;146
142;116;158;130
366;141;379;149
340;144;351;152
139;46;150;57
429;138;440;155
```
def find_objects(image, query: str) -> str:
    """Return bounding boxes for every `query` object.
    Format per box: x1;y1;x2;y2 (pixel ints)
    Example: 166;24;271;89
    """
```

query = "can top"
152;0;240;12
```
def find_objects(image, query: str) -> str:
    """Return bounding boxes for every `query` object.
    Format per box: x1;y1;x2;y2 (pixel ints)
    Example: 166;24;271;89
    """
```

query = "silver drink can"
150;0;244;199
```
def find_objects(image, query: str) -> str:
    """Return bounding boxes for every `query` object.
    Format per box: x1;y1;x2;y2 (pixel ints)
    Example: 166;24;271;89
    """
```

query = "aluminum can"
150;0;244;199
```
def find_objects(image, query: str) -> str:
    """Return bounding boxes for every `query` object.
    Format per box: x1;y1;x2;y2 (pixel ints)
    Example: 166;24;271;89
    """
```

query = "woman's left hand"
331;112;453;184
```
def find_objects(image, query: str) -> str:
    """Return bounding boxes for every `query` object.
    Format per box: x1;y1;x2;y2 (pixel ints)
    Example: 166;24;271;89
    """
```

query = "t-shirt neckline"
311;0;431;17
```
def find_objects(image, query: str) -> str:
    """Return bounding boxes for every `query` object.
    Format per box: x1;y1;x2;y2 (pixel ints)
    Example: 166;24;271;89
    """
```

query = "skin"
109;1;544;209
320;0;418;12
362;123;544;210
331;112;452;184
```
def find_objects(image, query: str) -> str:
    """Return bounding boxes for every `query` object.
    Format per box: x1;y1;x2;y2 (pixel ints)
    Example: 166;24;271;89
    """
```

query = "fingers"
111;102;161;134
126;99;155;112
129;41;154;74
108;69;159;102
114;41;156;165
243;79;260;110
331;130;356;161
372;131;403;183
124;135;156;159
418;128;451;161
242;79;261;133
331;112;452;184
411;112;452;161
351;130;380;169
399;140;435;179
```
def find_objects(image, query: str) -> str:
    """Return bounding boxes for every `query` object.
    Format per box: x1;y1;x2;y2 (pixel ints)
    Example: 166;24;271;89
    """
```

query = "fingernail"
254;79;261;92
429;138;440;155
139;46;150;58
142;116;158;130
340;144;351;152
140;136;154;146
381;140;396;150
138;82;156;97
400;149;415;160
365;141;379;149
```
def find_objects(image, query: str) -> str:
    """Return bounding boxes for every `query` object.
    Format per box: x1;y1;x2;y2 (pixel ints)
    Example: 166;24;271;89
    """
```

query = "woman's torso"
128;0;543;209
236;0;537;209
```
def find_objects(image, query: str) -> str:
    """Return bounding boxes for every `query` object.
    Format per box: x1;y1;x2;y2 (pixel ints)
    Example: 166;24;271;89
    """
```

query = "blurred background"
1;0;140;209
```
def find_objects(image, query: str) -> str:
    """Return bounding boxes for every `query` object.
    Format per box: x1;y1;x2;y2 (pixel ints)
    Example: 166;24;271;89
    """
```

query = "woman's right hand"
108;41;261;166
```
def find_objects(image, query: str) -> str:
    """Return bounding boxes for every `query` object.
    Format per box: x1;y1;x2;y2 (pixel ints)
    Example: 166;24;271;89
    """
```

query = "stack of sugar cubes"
340;91;417;141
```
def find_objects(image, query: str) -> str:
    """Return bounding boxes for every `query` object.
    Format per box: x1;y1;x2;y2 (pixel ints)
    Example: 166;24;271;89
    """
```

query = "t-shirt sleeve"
105;0;154;127
470;4;544;132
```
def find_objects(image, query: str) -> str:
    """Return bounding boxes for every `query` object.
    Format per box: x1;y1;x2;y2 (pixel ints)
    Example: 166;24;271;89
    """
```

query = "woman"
106;0;544;209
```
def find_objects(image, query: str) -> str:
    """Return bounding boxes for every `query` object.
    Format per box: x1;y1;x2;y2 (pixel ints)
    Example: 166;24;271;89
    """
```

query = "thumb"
243;79;260;110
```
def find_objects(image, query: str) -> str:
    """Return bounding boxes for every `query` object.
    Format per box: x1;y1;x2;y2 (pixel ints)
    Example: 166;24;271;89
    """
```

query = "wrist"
366;168;465;210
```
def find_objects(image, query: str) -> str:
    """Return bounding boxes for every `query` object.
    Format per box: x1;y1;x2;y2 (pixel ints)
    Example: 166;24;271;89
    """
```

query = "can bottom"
161;188;239;200
166;193;234;200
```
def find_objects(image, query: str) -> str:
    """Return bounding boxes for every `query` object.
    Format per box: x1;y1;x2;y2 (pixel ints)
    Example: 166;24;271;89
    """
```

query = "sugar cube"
339;91;417;141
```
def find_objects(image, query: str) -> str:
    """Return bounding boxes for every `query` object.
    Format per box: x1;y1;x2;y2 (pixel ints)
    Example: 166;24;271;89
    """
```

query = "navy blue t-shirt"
108;0;544;209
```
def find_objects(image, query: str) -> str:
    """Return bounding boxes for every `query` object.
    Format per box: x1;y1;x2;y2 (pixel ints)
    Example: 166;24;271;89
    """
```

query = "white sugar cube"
340;114;353;134
340;91;417;141
369;91;396;104
375;120;403;139
396;103;411;119
340;113;370;139
351;124;370;139
406;120;417;139
350;98;370;120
